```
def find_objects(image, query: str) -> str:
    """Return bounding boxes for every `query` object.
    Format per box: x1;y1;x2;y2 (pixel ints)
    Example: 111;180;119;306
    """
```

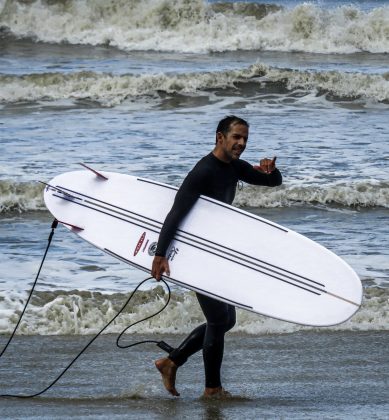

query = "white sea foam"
0;286;387;335
1;0;388;54
0;180;45;213
1;65;388;106
1;179;387;215
234;180;389;208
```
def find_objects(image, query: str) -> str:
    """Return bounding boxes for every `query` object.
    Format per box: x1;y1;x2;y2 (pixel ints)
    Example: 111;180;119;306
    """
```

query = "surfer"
152;115;282;397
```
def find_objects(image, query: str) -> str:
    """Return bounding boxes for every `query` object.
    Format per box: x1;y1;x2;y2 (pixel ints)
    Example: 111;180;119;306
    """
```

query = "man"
151;115;282;398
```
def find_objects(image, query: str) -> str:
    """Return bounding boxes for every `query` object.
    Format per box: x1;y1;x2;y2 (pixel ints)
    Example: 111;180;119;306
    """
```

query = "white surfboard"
43;168;362;327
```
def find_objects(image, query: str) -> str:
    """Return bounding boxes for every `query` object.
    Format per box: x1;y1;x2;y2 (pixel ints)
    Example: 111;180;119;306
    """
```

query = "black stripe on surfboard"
78;194;325;289
108;247;359;309
41;182;80;201
55;185;161;227
52;194;161;235
104;248;254;310
136;177;288;233
174;229;325;288
51;192;322;296
175;235;322;296
50;189;321;294
51;189;361;307
53;183;324;289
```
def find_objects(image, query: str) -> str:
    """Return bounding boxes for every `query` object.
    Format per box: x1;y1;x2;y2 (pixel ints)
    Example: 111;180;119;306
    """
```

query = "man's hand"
151;256;170;281
253;156;277;174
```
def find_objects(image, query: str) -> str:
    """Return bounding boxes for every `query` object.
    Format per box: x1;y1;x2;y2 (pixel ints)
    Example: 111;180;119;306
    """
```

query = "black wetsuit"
156;152;282;388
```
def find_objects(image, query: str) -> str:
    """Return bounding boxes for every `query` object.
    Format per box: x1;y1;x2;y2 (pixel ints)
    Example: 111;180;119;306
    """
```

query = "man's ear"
216;131;224;145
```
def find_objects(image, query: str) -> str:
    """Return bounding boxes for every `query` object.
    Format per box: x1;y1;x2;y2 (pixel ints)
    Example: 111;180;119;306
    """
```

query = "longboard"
43;169;362;326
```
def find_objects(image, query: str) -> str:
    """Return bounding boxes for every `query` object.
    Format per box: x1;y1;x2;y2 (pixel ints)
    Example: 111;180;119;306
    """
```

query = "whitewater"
0;286;387;336
1;65;389;106
1;0;389;54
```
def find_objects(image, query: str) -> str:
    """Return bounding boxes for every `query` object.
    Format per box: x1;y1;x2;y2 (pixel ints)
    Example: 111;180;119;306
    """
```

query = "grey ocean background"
0;0;388;418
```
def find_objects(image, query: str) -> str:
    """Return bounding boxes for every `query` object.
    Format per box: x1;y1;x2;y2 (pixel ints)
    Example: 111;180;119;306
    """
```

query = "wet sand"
0;331;388;419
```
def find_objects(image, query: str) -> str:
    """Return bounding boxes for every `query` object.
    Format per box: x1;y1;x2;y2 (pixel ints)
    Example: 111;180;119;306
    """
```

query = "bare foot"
155;358;180;397
202;386;232;399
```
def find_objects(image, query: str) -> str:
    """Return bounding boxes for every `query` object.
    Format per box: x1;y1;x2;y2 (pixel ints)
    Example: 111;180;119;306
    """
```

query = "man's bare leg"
155;358;180;396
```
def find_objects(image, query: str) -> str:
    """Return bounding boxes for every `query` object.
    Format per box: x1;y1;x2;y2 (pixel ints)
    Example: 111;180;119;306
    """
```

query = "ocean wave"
0;0;388;53
0;286;387;336
1;65;389;106
0;180;45;213
1;179;388;215
234;180;389;208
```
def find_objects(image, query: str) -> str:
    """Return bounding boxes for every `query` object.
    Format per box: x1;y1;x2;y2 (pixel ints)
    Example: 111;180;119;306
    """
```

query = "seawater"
0;0;388;338
0;332;387;418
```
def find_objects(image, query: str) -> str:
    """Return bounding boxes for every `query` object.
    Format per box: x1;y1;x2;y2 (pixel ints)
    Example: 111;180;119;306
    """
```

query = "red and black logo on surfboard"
134;232;146;256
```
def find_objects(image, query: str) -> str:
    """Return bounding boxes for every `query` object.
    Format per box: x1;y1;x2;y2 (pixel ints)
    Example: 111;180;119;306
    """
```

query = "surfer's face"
216;123;248;162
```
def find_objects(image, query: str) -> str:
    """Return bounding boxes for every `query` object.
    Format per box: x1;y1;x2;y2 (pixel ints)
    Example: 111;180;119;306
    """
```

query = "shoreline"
0;331;388;418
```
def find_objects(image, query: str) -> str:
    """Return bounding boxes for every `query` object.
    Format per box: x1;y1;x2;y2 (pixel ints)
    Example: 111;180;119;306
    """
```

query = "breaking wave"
0;286;387;335
234;180;389;209
0;0;388;53
0;180;45;213
1;179;388;215
1;64;389;106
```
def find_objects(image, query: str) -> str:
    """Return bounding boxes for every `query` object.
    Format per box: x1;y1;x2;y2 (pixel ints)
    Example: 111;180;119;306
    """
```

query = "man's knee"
208;313;235;333
222;306;236;332
208;315;228;329
225;315;236;332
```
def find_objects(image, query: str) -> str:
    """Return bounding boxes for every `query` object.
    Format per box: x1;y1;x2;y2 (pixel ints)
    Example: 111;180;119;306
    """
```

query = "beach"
1;331;388;419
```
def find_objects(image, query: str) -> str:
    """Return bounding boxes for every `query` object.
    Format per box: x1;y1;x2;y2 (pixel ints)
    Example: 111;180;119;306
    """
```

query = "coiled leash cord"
0;220;173;398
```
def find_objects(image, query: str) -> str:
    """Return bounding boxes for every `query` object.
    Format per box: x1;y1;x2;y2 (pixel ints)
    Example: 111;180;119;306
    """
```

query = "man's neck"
212;149;231;164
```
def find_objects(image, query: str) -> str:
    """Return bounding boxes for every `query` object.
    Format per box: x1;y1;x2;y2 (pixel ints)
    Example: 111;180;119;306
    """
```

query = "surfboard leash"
0;221;174;398
0;219;59;360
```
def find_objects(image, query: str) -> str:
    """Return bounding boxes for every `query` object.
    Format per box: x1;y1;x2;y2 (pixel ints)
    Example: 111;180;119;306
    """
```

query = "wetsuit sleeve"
155;169;206;257
237;159;282;187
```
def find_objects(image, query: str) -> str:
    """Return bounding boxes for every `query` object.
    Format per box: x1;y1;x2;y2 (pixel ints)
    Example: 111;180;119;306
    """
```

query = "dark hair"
216;115;249;142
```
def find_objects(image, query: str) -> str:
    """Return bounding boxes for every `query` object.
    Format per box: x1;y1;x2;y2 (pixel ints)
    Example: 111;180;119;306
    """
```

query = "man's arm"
239;157;282;186
152;170;205;280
